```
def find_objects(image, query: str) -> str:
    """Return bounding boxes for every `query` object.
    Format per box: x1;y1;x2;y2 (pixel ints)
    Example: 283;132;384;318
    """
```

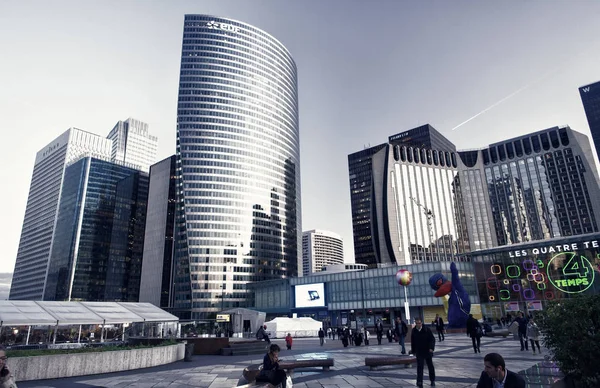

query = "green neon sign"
547;252;595;294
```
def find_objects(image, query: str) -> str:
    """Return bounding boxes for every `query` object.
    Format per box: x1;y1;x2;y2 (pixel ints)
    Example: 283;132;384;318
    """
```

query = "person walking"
387;328;393;343
395;317;408;354
331;327;336;340
342;327;349;347
433;314;445;342
364;327;370;346
285;333;293;350
527;318;542;354
376;319;384;345
476;352;525;388
349;328;354;345
256;344;289;388
410;317;436;387
318;328;325;346
467;314;482;353
0;346;17;388
515;312;529;351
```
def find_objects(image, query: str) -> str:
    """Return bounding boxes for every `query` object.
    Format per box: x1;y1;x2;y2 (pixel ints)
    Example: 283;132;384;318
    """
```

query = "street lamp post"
220;284;225;312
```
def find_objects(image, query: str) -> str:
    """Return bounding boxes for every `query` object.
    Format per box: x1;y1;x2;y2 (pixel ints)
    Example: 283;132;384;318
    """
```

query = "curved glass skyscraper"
174;15;301;319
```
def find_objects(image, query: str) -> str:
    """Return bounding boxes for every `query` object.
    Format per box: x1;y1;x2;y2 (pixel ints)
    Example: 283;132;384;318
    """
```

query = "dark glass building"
457;126;600;247
388;124;456;153
44;157;149;302
174;15;301;319
579;81;600;170
139;156;177;308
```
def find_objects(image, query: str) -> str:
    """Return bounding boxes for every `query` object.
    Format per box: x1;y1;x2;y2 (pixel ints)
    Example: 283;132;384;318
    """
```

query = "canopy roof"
0;301;178;326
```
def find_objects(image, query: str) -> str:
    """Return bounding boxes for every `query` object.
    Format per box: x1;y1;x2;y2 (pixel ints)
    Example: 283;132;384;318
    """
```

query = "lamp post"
396;269;413;322
220;284;225;312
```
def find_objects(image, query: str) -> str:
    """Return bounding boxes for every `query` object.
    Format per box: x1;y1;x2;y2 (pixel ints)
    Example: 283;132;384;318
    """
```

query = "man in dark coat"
433;314;445;342
515;312;529;351
477;352;526;388
318;328;325;346
410;317;436;387
375;319;384;345
466;314;482;353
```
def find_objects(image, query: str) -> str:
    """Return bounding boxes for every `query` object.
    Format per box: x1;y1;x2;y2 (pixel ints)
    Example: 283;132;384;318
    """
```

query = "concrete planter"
7;343;185;381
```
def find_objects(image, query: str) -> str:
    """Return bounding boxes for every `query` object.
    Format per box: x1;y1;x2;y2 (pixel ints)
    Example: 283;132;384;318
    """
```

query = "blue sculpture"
428;262;471;328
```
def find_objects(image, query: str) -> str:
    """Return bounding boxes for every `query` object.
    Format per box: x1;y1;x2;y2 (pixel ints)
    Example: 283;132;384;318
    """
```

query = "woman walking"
527;318;542;354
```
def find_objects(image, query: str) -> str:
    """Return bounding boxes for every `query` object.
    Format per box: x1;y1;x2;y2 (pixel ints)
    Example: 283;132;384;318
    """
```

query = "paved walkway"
18;333;559;388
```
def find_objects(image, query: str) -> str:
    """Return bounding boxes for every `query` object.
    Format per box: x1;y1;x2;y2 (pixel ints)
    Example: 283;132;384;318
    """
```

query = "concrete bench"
365;355;417;370
243;359;334;383
485;330;510;338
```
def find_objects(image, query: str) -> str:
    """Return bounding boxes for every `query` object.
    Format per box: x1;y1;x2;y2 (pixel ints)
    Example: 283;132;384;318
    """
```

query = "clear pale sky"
1;0;599;274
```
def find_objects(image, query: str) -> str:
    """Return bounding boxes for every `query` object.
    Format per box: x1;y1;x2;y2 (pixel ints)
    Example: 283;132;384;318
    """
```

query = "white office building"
107;118;158;172
302;230;344;276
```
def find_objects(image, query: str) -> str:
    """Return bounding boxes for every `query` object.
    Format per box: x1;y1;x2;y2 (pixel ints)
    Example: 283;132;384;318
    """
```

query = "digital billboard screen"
294;283;325;308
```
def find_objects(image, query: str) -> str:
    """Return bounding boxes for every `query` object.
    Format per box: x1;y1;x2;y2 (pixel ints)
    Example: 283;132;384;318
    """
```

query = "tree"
537;295;600;387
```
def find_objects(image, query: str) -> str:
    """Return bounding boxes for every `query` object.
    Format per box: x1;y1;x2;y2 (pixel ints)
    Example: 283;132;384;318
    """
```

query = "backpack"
475;324;483;338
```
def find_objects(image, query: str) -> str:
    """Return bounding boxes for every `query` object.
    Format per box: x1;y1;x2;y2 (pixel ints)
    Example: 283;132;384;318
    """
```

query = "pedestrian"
342;327;349;347
0;346;17;388
395;317;408;354
375;319;383;345
476;352;526;388
327;327;332;339
410;317;436;388
467;314;482;353
527;318;541;355
256;344;289;388
433;314;445;342
515;312;529;351
364;328;370;346
387;328;393;343
285;333;293;350
318;327;325;346
349;328;354;345
256;325;270;344
331;327;336;340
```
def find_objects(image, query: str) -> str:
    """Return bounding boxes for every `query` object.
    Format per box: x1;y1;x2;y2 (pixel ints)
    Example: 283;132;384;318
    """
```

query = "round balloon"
396;269;412;286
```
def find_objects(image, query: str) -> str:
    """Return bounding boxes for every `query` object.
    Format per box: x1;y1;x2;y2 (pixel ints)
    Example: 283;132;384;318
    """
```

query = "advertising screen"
294;283;325;308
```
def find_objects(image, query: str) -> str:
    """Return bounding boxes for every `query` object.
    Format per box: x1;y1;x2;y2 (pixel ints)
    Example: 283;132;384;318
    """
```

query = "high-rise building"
459;126;600;246
43;157;149;301
10;129;112;300
348;125;468;267
139;156;177;308
301;230;344;276
173;15;301;319
107;117;158;172
579;81;600;166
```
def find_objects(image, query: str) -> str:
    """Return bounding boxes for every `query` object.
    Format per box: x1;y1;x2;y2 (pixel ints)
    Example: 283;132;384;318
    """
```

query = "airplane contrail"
451;67;561;131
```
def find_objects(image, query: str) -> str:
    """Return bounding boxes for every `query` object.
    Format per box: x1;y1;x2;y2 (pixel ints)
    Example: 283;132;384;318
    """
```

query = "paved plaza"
18;333;559;388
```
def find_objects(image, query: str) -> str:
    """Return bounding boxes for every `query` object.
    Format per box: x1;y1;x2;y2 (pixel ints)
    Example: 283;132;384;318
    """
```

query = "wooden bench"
242;358;334;384
365;355;417;370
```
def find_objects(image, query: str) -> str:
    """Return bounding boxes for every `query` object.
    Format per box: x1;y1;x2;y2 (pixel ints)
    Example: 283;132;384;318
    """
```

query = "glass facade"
579;81;600;169
249;261;478;326
472;233;600;319
10;129;113;300
107;117;158;173
174;15;301;319
44;157;149;302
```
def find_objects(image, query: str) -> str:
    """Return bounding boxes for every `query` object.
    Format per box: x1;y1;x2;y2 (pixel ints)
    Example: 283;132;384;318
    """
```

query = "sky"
1;0;600;275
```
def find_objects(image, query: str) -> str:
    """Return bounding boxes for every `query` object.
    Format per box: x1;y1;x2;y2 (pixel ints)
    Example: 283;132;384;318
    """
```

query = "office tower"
139;156;177;308
579;81;600;167
107;118;158;172
173;15;301;319
10;129;112;300
462;126;600;245
302;230;344;276
44;157;149;301
349;124;467;267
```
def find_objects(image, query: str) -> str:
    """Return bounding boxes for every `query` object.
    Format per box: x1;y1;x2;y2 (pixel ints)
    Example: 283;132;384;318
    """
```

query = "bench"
486;330;510;338
242;358;334;383
365;355;417;370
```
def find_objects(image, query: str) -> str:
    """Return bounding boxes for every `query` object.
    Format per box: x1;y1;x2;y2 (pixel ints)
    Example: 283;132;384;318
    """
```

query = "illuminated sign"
206;20;240;33
216;314;230;322
508;240;600;258
294;283;325;308
547;253;595;294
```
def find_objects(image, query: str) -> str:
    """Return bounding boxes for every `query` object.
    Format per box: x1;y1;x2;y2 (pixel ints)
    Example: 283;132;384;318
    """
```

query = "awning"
0;301;178;326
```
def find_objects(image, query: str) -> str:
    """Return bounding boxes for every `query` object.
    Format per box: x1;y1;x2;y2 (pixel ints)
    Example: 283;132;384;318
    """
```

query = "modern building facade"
457;126;600;247
10;129;113;300
349;125;469;267
107;118;158;172
302;230;344;276
173;15;301;319
139;156;177;308
249;261;478;327
579;81;600;170
43;157;149;302
472;233;600;319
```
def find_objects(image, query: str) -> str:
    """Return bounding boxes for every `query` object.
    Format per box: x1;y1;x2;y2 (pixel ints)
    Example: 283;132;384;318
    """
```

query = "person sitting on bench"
256;344;289;387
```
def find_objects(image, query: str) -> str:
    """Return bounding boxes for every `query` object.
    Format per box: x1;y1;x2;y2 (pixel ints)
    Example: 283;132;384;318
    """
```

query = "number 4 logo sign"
547;252;595;293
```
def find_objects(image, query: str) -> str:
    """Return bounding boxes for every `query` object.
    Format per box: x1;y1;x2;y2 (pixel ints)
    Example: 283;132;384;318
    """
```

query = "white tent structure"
263;317;323;339
0;301;178;345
